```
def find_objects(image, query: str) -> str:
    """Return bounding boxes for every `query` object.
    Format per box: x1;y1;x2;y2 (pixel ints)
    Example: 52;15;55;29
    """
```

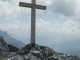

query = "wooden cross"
19;0;46;44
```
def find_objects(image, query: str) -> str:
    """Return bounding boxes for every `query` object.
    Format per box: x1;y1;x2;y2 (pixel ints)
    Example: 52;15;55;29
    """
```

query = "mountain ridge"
0;30;25;48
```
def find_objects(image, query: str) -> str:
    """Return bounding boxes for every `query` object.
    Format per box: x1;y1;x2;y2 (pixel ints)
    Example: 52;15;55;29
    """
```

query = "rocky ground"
0;36;80;60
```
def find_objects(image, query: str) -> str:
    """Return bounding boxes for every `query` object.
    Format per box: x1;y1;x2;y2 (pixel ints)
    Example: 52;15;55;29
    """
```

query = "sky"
0;0;80;54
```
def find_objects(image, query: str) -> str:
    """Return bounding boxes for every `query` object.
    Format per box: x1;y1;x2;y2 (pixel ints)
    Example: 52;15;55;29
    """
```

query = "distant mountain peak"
0;30;25;48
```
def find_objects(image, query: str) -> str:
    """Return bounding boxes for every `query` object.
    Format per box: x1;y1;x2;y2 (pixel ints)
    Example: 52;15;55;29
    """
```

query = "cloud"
0;0;80;34
37;0;52;6
0;0;50;19
51;0;80;17
47;0;80;34
0;22;31;40
0;23;29;31
0;0;50;40
0;0;80;44
0;0;31;19
0;0;20;19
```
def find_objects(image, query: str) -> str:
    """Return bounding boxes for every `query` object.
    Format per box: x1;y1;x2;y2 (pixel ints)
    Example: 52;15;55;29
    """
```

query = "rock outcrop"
8;44;19;52
0;36;80;60
0;36;9;52
1;44;80;60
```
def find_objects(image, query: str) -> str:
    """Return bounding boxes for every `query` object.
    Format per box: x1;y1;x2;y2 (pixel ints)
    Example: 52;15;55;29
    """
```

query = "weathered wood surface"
19;0;46;44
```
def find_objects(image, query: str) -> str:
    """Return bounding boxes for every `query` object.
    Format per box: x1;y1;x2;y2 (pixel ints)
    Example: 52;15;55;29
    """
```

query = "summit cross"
19;0;46;44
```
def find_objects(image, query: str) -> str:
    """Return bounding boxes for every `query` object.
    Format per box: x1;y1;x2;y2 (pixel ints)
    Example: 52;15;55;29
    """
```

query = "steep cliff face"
0;36;80;60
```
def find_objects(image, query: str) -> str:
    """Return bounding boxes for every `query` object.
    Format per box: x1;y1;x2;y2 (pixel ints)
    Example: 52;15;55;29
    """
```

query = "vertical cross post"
31;0;36;44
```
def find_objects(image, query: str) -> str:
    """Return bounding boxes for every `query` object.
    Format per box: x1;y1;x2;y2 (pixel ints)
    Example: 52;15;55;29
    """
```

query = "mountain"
0;44;80;60
0;30;80;56
0;30;25;48
0;35;80;60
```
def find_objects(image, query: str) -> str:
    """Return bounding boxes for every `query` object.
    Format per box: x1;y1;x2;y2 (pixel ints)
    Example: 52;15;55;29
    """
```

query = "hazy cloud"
0;0;80;42
0;0;51;19
51;0;80;17
0;0;31;19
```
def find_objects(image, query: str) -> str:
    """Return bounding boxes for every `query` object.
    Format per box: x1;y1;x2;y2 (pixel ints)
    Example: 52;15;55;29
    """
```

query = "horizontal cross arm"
19;2;46;10
35;5;46;10
19;2;32;8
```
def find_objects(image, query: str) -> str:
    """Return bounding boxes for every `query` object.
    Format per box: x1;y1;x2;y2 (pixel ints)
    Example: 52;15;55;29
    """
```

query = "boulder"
8;44;19;52
16;44;56;60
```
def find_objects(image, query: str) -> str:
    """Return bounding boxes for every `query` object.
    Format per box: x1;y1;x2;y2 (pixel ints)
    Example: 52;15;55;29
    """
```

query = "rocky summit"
0;36;80;60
